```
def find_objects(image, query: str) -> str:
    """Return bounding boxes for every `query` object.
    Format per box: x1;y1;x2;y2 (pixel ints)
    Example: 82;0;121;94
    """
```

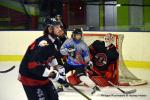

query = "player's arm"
27;40;57;77
60;39;69;55
82;43;93;68
106;45;119;64
60;39;75;55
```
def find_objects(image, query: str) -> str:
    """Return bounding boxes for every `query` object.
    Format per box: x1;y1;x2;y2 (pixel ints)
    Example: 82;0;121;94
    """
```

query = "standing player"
55;14;67;32
54;28;68;66
60;28;100;94
18;18;67;100
88;33;119;86
52;21;69;92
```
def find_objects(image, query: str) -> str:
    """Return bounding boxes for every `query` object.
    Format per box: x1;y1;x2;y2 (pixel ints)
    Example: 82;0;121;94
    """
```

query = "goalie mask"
104;33;114;47
72;28;83;41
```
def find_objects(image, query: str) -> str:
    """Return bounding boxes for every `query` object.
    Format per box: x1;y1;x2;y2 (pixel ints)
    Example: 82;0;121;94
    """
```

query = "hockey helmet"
104;33;114;43
72;28;83;41
43;17;61;29
72;28;82;35
104;33;114;46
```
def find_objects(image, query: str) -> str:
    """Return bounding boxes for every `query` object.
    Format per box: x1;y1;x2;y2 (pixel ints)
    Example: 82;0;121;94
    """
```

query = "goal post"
82;32;147;86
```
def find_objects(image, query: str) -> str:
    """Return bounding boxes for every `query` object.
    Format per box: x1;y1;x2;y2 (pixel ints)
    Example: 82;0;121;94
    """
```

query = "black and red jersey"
18;35;57;86
54;35;67;65
89;40;119;71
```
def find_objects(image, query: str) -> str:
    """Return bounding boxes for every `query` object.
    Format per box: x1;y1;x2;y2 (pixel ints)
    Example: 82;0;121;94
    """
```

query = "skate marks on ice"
59;85;150;100
0;62;150;100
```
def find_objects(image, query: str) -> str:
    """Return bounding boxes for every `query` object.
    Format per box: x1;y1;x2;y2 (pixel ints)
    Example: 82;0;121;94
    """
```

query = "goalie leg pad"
67;73;81;85
79;75;96;87
90;76;109;87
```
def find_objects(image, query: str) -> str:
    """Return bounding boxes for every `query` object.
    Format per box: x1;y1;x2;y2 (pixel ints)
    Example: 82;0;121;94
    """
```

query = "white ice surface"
0;62;150;100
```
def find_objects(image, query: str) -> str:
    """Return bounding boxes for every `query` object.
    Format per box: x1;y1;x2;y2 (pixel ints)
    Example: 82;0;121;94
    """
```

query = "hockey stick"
108;81;136;94
68;83;92;100
0;66;15;73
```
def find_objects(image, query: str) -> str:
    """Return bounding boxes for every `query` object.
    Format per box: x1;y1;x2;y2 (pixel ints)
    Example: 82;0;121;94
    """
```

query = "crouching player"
87;33;119;87
60;28;100;94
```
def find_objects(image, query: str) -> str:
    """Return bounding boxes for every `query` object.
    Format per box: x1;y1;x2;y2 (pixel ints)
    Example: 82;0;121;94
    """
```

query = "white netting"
82;32;147;86
117;34;147;86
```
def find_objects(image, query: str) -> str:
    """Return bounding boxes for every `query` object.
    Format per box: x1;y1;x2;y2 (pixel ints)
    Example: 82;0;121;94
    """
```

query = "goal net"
82;32;147;86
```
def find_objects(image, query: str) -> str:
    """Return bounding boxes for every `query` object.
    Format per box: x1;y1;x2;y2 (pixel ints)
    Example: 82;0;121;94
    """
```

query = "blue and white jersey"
60;38;90;66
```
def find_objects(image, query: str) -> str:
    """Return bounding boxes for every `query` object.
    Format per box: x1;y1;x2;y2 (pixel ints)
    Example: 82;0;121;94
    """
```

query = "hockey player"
88;33;119;86
60;28;100;94
55;14;67;32
54;28;68;65
52;23;68;92
18;18;67;100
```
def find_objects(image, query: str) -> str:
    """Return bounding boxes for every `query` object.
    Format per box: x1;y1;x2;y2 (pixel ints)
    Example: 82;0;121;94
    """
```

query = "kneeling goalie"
88;33;119;87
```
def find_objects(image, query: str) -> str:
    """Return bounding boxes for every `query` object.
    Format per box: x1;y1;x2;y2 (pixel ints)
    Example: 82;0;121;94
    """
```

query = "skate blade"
124;89;136;94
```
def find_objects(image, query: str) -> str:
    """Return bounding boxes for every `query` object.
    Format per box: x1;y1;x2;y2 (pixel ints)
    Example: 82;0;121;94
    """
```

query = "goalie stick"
0;66;15;73
108;81;136;94
68;83;92;100
87;66;136;94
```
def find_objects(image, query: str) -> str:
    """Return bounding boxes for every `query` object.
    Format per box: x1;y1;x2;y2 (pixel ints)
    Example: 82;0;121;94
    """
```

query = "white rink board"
0;31;150;61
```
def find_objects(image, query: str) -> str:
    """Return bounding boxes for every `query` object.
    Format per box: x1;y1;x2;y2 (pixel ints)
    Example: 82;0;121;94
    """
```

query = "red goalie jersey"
88;39;119;87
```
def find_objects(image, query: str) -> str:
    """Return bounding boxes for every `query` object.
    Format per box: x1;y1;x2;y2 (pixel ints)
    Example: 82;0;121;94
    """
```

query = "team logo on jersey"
75;52;84;64
38;40;49;47
95;53;107;66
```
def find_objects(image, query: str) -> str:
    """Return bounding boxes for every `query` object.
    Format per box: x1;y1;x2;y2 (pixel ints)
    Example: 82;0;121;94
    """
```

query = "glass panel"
0;0;150;31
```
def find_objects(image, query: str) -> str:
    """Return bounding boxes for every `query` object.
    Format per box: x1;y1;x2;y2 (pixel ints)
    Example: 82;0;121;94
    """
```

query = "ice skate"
91;86;100;95
56;85;64;92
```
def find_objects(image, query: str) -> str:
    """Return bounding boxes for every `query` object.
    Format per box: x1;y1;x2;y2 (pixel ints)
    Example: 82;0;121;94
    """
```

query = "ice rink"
0;61;150;100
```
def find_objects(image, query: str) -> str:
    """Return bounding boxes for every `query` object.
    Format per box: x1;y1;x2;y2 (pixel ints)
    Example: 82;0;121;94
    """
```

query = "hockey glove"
87;61;93;70
68;45;76;58
57;65;65;76
51;65;65;76
49;69;68;85
48;70;59;79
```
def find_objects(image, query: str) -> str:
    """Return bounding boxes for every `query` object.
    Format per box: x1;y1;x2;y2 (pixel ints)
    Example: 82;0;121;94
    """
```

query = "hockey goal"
82;32;147;86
